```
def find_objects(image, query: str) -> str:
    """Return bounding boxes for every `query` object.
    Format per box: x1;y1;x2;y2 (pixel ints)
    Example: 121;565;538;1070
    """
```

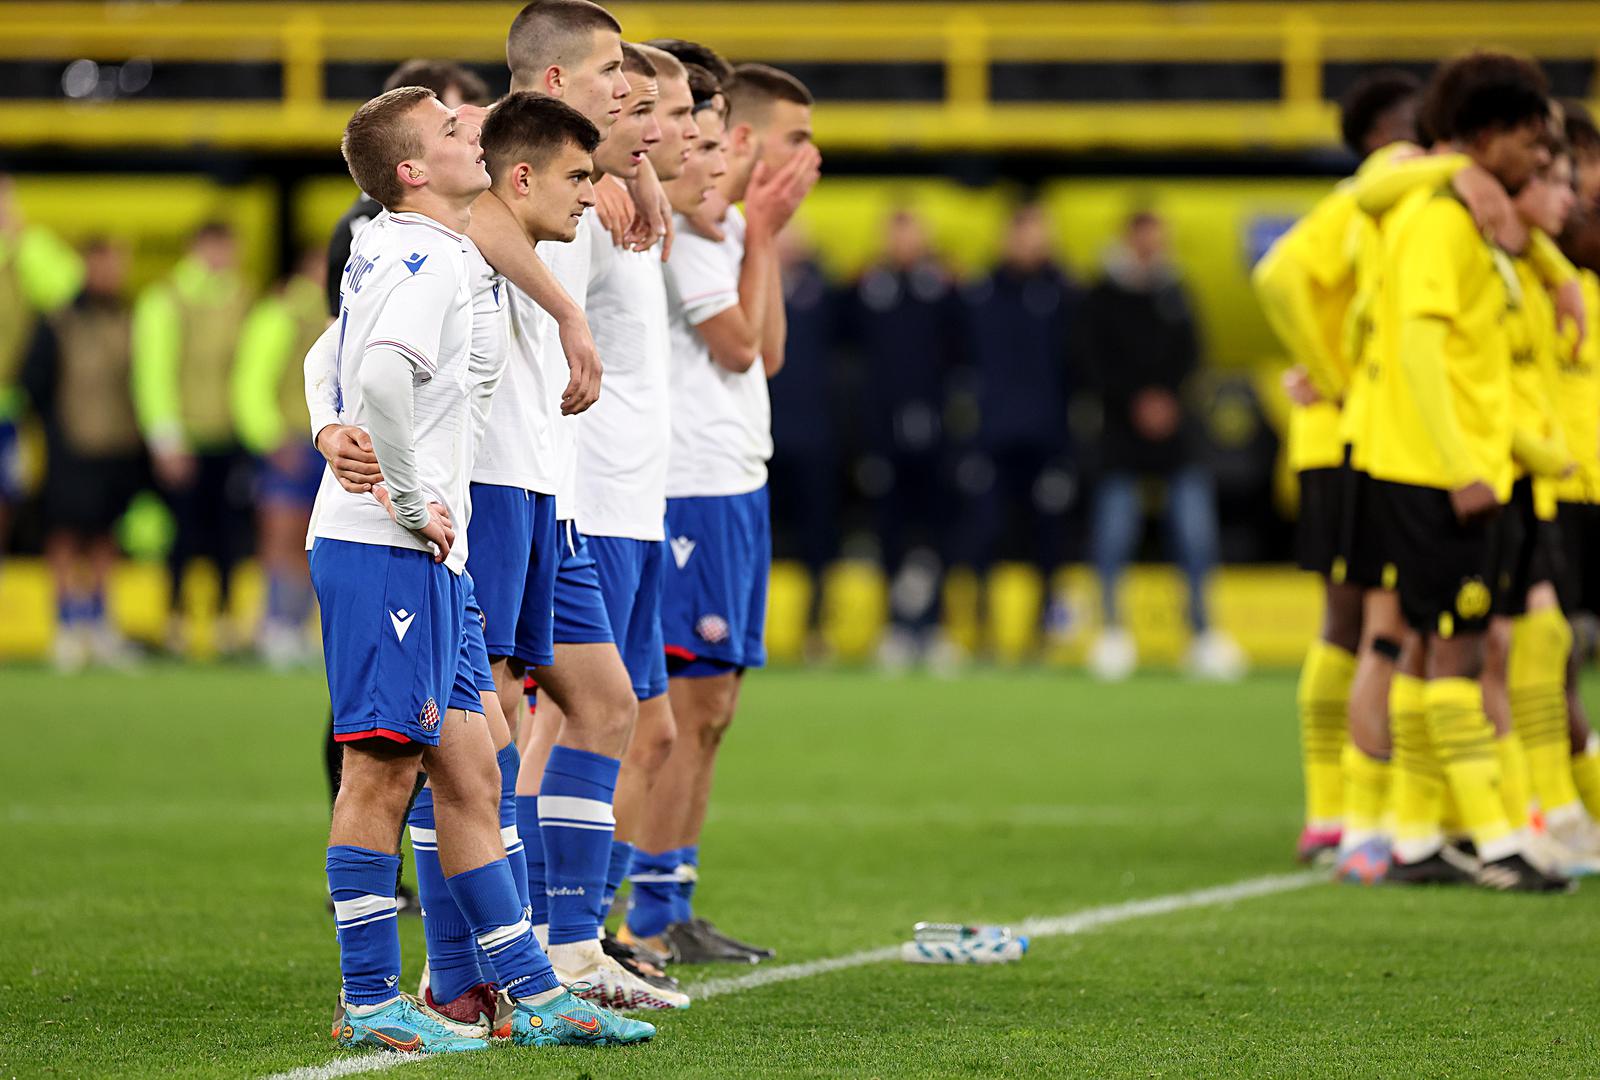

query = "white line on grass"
260;869;1324;1080
689;869;1322;999
261;1053;422;1080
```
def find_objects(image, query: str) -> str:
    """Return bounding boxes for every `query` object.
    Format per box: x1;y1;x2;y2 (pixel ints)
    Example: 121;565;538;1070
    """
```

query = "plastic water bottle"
913;922;1014;944
900;937;1028;965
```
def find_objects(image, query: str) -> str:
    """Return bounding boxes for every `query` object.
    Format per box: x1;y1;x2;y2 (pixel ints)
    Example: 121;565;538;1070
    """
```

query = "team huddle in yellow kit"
1258;51;1600;892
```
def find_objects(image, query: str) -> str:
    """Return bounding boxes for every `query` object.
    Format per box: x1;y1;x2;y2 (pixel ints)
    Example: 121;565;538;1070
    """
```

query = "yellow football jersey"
1507;255;1566;519
1255;184;1361;472
1364;189;1514;499
1553;269;1600;504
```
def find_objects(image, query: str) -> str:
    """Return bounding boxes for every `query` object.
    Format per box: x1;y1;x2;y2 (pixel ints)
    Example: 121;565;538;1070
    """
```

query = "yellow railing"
2;2;1600;151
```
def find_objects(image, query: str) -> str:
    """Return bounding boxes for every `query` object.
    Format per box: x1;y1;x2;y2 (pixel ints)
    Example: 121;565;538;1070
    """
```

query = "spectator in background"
132;220;255;653
20;237;143;670
232;248;330;668
1078;210;1243;681
850;207;965;670
0;174;84;550
323;60;492;315
769;222;842;652
962;201;1078;643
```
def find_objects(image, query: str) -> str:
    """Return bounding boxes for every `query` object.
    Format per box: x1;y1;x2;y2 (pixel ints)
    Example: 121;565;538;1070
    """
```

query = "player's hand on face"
1452;164;1518;248
558;314;603;414
372;485;454;563
745;145;822;237
1449;480;1499;522
1555;278;1587;357
593;175;636;248
1282;365;1323;407
316;423;383;493
152;448;197;490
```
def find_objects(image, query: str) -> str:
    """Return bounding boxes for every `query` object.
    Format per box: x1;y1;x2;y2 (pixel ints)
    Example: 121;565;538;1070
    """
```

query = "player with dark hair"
1362;51;1567;891
1254;69;1423;866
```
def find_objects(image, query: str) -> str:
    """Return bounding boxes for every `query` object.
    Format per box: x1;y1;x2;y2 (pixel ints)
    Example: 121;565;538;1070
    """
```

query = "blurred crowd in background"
0;171;1271;675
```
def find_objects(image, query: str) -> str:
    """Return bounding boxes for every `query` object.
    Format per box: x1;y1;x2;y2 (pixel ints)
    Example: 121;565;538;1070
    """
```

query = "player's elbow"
710;342;759;373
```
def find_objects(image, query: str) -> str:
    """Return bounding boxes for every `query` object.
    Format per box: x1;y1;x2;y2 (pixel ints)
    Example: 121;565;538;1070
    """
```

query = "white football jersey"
465;243;508;475
536;209;602;521
663;206;772;498
472;243;557;495
308;210;477;573
575;235;671;540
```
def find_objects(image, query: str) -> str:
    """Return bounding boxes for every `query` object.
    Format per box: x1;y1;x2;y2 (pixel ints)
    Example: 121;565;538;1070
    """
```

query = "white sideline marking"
689;869;1322;1000
261;869;1323;1080
261;1053;421;1080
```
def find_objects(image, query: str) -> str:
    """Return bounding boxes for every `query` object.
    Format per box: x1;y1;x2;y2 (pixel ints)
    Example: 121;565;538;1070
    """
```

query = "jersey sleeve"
667;229;740;328
363;268;453;377
1351;150;1468;219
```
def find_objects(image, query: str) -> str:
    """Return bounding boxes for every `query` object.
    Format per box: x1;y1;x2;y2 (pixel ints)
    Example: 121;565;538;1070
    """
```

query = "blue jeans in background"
1090;465;1220;632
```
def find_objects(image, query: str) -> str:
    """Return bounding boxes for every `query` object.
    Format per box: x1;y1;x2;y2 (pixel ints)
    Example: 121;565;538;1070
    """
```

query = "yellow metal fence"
2;2;1600;151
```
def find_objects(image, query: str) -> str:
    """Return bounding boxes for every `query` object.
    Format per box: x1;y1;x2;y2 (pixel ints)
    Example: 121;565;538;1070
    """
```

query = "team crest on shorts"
1455;578;1491;620
419;698;441;730
695;614;730;644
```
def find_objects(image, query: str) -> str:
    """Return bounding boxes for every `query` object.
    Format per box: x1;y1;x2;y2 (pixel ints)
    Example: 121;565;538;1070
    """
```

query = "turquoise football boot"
331;993;489;1054
508;986;657;1047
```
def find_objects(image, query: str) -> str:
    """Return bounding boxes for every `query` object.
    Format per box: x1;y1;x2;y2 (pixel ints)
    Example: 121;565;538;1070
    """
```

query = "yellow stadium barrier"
3;2;1599;152
0;557;1320;667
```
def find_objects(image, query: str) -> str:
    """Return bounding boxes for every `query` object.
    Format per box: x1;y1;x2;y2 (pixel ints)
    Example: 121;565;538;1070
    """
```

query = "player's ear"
513;161;533;196
396;159;427;192
543;64;564;96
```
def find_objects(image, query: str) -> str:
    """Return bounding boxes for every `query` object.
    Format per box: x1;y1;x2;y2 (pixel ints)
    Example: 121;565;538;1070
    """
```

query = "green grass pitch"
5;666;1599;1078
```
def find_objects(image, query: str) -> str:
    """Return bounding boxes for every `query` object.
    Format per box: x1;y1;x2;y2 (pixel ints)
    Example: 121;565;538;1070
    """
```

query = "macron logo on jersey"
403;252;428;275
390;608;416;642
670;536;696;569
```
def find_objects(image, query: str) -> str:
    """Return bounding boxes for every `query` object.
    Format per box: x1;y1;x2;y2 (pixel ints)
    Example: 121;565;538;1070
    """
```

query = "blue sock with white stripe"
624;848;680;939
496;744;529;917
515;794;548;936
677;843;700;922
407;786;486;1002
445;858;561;999
326;844;403;1006
602;840;634;925
539;746;620;946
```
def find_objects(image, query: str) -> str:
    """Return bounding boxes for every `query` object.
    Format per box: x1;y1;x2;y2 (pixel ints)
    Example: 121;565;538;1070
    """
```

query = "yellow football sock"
1389;674;1444;863
1573;742;1600;820
1340;741;1390;849
1509;609;1580;815
1495;731;1532;832
1297;640;1354;829
1426;677;1517;863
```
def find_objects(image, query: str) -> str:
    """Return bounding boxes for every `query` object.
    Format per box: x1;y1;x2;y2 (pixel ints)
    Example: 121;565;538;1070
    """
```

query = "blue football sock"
678;843;700;922
624;848;680;939
446;858;560;999
326;844;403;1007
516;793;547;930
602;840;634;925
497;744;529;918
407;787;486;1002
539;746;620;946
